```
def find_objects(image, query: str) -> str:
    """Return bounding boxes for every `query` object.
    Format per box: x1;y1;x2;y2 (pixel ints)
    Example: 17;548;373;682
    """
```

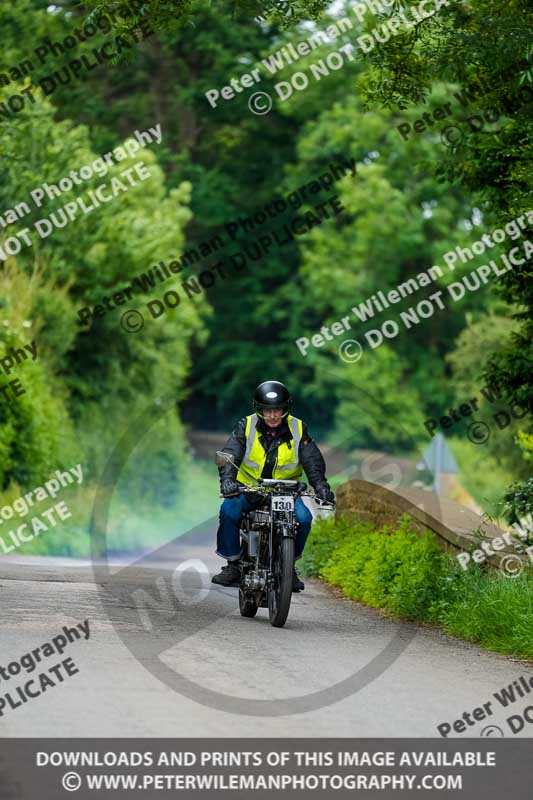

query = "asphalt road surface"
1;522;531;738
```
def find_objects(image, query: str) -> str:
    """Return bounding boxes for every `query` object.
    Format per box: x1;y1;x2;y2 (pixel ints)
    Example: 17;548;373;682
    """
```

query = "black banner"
0;739;531;799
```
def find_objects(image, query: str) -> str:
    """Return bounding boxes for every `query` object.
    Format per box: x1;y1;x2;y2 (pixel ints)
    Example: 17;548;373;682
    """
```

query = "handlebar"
220;481;335;507
241;485;313;497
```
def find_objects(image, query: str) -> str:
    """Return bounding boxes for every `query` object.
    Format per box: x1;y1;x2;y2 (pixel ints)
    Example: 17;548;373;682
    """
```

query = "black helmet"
253;380;291;418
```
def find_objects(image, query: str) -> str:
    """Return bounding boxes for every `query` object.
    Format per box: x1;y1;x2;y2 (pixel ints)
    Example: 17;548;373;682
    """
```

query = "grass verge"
299;514;533;659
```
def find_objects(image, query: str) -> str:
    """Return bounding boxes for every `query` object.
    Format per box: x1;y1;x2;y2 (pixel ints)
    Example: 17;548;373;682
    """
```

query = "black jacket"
218;415;331;491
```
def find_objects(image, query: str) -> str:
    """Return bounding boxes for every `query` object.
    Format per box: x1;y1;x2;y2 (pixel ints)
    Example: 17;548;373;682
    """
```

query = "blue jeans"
216;494;313;561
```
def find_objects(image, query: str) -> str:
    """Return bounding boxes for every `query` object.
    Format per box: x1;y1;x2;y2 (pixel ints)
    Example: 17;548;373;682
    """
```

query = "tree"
352;0;532;491
0;88;207;500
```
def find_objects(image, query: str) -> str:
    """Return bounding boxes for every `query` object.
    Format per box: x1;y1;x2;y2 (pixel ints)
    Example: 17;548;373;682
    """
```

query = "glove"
314;483;335;504
221;478;241;497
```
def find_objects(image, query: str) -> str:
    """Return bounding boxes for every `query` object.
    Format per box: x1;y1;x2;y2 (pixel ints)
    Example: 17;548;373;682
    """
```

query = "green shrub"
301;513;533;659
317;515;448;619
500;477;533;529
299;515;352;577
0;359;79;490
0;262;80;489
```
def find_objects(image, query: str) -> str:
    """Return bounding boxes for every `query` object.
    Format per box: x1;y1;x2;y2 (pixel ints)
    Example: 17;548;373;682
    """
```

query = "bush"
500;477;533;530
0;262;80;489
298;514;351;578
300;514;533;659
303;515;448;619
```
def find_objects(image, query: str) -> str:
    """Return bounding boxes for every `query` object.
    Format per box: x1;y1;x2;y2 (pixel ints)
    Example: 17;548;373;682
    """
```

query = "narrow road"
1;520;530;738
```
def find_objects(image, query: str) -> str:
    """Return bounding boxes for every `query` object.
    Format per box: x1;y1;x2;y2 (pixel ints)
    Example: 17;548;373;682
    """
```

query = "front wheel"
268;536;294;628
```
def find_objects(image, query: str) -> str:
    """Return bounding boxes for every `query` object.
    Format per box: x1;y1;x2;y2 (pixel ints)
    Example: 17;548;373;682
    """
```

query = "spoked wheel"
268;536;294;628
239;587;259;617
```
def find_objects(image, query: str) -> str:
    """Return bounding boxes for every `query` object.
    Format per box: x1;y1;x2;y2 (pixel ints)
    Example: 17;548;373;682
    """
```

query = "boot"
292;567;304;592
211;560;241;587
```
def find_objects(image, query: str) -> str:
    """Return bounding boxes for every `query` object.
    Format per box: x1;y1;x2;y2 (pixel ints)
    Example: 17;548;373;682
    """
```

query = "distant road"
188;429;419;484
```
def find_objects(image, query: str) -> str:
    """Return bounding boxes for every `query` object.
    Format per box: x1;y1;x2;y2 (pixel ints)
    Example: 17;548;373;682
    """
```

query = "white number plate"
272;496;294;512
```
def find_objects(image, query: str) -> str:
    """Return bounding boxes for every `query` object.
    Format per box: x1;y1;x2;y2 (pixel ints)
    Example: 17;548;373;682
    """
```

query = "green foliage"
440;570;533;659
304;514;448;618
321;348;426;452
3;458;219;558
484;322;533;413
0;0;528;552
282;89;495;437
446;313;520;398
500;477;533;529
106;457;220;553
447;437;515;517
0;87;207;505
301;514;533;658
354;0;533;495
0;262;79;489
88;0;330;35
297;513;349;578
446;314;531;480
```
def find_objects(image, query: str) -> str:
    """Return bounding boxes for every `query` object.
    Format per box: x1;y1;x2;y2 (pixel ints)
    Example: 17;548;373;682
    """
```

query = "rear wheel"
268;535;294;628
239;588;259;617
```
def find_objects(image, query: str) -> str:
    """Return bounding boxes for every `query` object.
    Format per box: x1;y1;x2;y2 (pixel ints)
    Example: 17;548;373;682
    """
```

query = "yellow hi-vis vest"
237;414;303;486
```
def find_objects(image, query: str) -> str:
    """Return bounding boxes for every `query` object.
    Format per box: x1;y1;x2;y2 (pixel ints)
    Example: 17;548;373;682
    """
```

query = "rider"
212;380;335;592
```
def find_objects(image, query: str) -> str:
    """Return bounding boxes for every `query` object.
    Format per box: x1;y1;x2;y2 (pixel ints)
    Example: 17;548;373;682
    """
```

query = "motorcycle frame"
241;486;299;596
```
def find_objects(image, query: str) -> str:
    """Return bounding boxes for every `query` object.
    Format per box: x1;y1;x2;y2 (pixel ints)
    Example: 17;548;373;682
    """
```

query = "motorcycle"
215;451;335;627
